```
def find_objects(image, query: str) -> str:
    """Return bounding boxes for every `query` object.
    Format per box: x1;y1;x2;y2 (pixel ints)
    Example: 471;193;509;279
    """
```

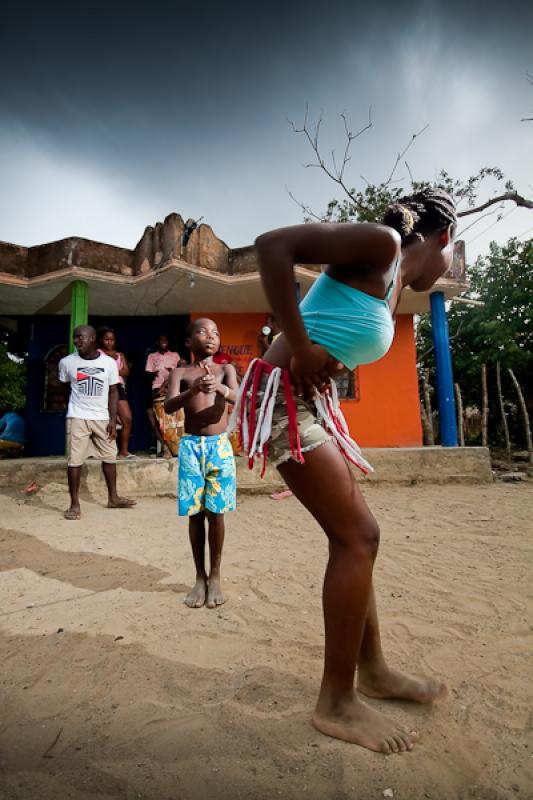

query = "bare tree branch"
405;160;415;187
335;108;373;181
418;317;466;362
288;106;530;226
287;106;373;210
285;186;324;221
457;192;533;217
457;205;503;237
384;124;429;186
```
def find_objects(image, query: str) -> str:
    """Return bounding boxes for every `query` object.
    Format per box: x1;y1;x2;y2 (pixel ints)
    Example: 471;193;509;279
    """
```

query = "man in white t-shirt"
59;325;136;520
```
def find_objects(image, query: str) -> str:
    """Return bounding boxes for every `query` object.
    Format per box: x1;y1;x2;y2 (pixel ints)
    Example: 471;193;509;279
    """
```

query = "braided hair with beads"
382;187;457;246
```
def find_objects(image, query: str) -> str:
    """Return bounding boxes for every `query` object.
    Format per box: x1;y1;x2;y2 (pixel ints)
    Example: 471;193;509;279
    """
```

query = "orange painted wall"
343;315;423;447
192;312;423;448
190;312;266;379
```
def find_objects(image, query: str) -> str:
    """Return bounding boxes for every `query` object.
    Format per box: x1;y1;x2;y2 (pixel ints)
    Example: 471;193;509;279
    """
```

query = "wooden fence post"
481;364;489;448
508;368;533;475
422;370;435;446
454;383;464;446
496;362;511;469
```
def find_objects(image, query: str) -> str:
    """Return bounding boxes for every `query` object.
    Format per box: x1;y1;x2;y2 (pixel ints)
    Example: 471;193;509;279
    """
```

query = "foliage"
303;168;514;225
417;237;533;444
289;110;532;445
0;341;26;413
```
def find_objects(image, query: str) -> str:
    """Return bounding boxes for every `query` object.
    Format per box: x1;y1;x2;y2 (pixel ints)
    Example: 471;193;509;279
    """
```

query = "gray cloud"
1;0;531;258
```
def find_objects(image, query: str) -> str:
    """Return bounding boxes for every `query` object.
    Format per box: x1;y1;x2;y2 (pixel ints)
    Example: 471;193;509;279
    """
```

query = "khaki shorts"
261;383;332;467
67;418;117;467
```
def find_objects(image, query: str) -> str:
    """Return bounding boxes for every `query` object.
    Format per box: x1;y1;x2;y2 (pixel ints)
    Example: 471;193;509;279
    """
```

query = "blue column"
430;291;458;446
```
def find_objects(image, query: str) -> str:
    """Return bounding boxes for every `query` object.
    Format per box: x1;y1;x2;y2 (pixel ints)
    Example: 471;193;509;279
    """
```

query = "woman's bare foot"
313;693;418;754
357;664;447;704
206;575;226;609
185;578;207;608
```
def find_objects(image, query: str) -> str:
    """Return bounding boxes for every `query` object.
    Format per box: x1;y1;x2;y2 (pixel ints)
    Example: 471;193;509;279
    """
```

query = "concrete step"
0;447;492;496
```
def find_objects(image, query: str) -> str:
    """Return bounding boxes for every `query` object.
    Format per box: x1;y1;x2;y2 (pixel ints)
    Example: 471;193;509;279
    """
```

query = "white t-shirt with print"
58;352;120;420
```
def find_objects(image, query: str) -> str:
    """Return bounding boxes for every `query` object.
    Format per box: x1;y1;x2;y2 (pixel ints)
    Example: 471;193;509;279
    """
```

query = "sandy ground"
0;480;532;800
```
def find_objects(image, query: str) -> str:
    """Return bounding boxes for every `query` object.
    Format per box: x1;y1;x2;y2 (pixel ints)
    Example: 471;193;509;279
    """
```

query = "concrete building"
0;213;466;456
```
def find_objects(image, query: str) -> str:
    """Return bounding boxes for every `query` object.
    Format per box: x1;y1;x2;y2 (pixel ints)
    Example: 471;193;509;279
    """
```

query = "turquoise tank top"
299;257;400;370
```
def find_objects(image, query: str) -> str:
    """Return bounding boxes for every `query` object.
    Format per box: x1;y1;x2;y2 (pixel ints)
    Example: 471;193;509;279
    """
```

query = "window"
334;368;359;401
42;344;69;412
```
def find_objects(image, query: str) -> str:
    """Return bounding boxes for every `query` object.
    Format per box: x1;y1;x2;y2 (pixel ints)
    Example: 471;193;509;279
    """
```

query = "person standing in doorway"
97;326;134;459
59;325;136;520
145;334;180;400
145;334;181;457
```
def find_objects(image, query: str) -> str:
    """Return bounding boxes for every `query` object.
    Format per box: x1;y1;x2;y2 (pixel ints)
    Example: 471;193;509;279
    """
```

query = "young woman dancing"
231;188;457;754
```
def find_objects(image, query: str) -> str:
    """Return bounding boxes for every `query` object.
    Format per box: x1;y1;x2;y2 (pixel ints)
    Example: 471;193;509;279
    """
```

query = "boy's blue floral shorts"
178;432;236;517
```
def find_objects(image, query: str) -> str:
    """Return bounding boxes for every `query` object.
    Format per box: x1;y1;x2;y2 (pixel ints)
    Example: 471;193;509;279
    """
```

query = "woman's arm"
118;353;130;378
218;363;239;405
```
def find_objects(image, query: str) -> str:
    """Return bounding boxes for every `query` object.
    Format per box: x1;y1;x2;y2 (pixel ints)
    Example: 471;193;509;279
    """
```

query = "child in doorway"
165;319;239;609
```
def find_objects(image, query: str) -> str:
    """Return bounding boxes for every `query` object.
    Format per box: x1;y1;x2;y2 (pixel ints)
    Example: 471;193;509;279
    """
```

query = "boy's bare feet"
107;497;136;509
206;575;226;608
64;505;81;520
357;665;447;704
313;692;418;754
185;578;207;608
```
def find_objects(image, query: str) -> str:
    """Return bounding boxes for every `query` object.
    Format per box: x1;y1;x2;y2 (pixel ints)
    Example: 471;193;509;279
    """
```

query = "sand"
0;480;532;800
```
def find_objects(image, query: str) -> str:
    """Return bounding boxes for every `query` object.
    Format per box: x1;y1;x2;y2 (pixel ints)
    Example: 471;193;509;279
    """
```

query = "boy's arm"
215;364;239;405
164;368;196;414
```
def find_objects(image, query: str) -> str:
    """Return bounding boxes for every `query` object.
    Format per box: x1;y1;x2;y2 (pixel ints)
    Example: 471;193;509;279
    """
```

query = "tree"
287;108;533;445
417;238;533;444
287;108;533;228
0;341;26;413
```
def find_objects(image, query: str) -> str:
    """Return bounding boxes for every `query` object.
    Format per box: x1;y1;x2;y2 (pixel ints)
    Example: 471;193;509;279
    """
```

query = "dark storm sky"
1;0;532;259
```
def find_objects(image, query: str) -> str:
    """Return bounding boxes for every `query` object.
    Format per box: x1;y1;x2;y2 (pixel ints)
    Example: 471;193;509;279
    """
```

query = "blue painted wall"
25;315;189;456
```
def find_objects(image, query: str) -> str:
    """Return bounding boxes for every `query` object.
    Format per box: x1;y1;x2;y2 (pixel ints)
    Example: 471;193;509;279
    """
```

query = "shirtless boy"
165;319;239;609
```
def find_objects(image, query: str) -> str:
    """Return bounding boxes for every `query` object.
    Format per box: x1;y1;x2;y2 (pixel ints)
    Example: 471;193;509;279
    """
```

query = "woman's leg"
117;398;133;457
147;406;169;456
278;442;417;754
357;584;447;703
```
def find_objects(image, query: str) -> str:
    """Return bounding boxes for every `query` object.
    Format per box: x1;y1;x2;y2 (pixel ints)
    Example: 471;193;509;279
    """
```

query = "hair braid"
382;186;457;245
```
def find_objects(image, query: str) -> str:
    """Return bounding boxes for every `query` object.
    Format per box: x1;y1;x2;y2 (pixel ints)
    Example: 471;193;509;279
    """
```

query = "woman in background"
97;327;134;458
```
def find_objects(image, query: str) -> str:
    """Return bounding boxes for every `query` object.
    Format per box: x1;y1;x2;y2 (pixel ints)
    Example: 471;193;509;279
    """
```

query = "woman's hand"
290;344;344;397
